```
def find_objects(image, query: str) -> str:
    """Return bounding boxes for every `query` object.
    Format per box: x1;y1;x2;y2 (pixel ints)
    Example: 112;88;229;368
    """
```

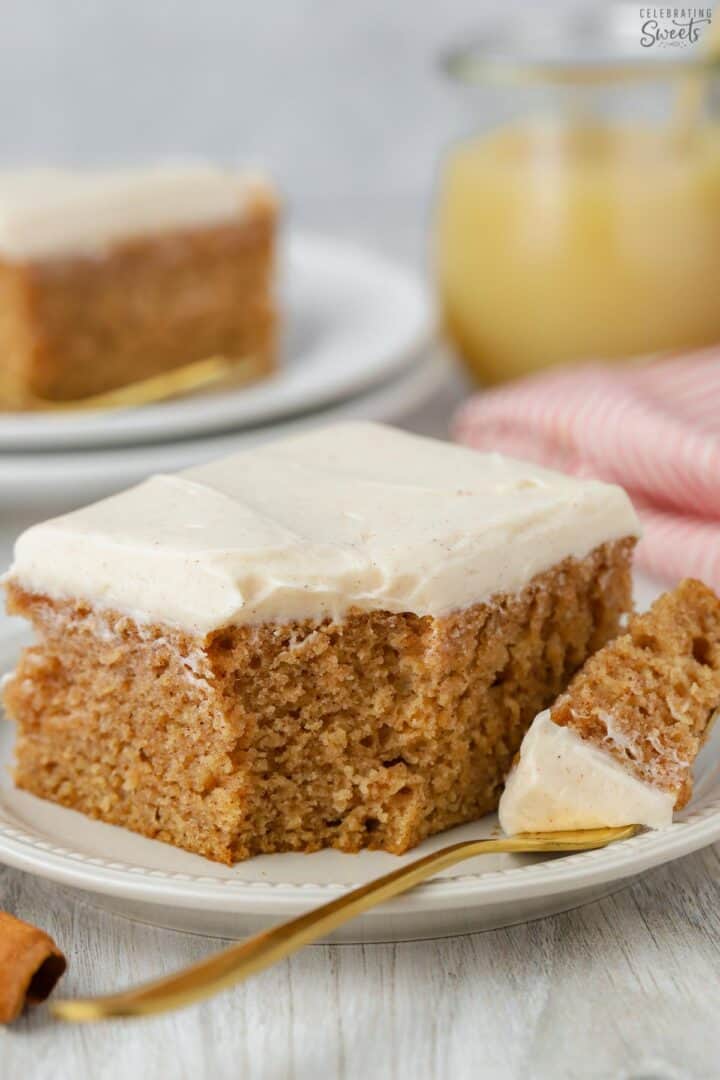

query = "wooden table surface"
3;845;720;1079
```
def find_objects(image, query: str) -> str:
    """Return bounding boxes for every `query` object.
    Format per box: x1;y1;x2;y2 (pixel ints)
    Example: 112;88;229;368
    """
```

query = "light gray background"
0;0;600;262
0;0;500;197
3;4;720;1079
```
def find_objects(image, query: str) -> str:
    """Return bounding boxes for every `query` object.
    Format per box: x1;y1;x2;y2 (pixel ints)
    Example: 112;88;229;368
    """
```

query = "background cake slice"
0;164;276;408
3;423;639;863
500;579;720;834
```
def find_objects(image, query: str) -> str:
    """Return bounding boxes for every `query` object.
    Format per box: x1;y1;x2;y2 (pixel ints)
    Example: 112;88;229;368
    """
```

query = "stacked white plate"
0;232;441;504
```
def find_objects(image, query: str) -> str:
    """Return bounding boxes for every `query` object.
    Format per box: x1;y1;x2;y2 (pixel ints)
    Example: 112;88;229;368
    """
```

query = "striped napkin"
454;351;720;590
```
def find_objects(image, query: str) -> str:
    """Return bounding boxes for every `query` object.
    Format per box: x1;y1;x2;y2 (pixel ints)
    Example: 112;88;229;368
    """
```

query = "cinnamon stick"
0;911;66;1023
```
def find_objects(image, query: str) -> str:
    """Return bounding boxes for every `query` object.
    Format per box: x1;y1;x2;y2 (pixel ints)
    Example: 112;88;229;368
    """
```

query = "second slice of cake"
0;164;276;408
3;423;639;863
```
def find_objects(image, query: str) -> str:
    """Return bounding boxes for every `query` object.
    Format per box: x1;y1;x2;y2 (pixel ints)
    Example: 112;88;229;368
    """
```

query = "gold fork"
1;353;261;412
51;825;637;1022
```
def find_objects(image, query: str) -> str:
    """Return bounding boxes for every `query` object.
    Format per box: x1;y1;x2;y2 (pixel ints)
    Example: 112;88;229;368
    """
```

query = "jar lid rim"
442;44;720;87
443;5;720;88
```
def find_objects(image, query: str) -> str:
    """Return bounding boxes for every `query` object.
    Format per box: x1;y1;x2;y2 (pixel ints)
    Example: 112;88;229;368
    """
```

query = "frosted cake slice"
3;422;639;863
500;579;720;834
0;163;276;407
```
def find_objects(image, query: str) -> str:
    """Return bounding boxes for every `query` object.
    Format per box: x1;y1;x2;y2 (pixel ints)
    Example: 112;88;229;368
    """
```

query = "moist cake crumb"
552;578;720;808
2;423;641;862
4;541;633;863
499;579;720;835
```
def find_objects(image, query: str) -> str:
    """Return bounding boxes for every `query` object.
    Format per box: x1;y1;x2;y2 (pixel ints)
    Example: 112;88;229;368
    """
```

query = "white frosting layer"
498;710;674;834
0;164;270;258
8;422;640;635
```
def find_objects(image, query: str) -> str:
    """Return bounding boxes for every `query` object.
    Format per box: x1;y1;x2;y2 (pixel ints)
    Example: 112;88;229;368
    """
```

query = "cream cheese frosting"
498;709;675;834
7;422;641;635
0;164;270;259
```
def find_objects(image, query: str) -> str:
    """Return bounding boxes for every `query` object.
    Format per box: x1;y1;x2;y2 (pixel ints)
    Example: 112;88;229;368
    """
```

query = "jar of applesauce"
436;6;720;384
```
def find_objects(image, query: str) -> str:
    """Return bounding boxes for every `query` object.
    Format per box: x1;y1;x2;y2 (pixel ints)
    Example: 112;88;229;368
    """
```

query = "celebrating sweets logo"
640;7;713;47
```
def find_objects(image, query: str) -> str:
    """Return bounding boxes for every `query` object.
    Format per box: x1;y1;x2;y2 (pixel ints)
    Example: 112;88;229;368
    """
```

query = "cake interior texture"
551;578;720;809
0;186;276;407
4;538;634;864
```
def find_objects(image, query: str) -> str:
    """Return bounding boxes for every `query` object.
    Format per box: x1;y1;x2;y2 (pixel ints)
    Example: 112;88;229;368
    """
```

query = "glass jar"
436;4;720;384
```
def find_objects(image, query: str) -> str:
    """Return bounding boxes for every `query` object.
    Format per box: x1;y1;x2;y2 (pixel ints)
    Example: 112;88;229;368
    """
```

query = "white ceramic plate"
0;348;448;505
0;232;433;452
2;578;719;944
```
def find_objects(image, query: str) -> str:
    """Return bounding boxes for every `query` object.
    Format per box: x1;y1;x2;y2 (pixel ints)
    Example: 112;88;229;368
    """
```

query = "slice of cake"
0;164;276;408
499;579;720;834
3;423;639;863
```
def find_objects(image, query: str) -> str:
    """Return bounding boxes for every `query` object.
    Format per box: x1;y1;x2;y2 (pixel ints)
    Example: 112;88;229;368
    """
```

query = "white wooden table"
3;380;720;1080
4;843;720;1080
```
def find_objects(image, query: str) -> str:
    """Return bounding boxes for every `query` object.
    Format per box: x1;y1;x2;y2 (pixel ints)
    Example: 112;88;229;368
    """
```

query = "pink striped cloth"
453;351;720;590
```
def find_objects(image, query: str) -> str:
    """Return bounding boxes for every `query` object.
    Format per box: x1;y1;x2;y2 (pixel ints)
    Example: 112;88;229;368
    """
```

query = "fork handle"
50;826;632;1022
